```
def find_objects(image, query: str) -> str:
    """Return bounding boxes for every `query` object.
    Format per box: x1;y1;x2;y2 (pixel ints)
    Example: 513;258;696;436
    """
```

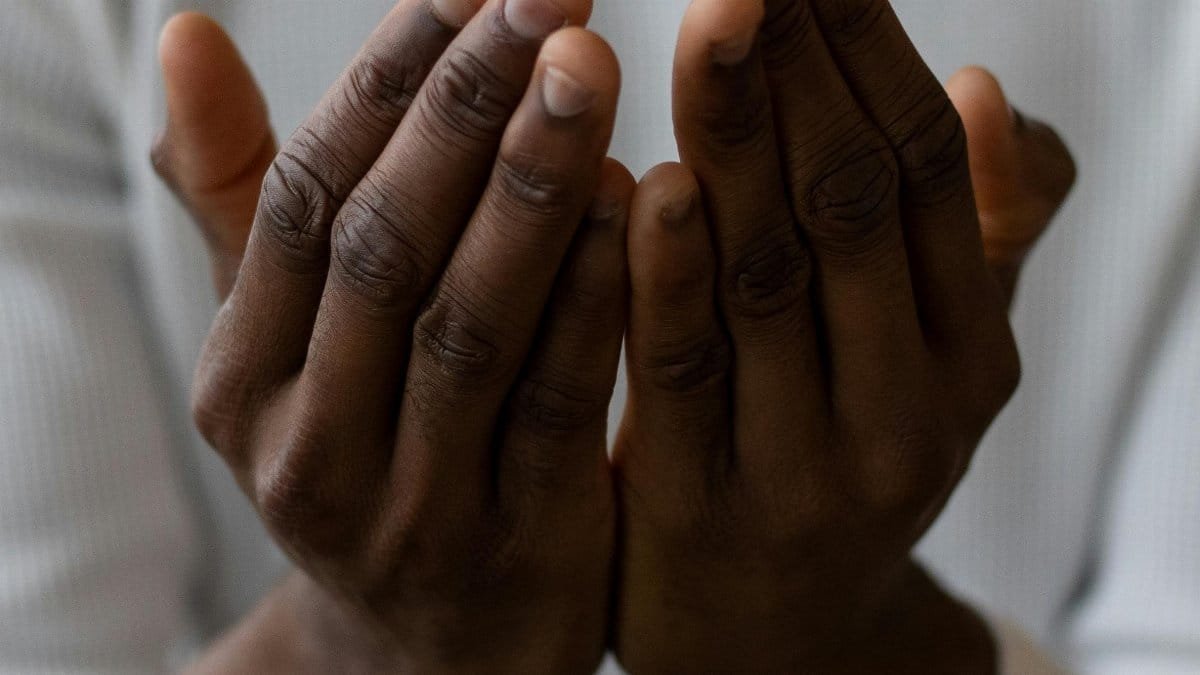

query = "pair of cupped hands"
154;0;1074;672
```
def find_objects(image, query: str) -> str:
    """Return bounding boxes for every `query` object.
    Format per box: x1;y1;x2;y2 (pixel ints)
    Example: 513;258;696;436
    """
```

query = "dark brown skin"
154;1;1074;673
155;2;632;673
613;0;1073;673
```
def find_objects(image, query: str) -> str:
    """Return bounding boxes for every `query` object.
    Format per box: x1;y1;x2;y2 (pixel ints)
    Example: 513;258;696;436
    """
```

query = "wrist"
186;572;400;675
286;572;606;675
615;559;996;675
390;596;608;675
844;562;997;674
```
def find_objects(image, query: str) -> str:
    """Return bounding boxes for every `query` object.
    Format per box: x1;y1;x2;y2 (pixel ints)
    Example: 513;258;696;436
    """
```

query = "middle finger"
673;0;828;474
395;27;621;502
760;0;925;413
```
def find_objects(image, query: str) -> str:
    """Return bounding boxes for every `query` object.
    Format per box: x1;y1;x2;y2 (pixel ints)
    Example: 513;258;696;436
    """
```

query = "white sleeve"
1061;225;1200;673
0;2;202;672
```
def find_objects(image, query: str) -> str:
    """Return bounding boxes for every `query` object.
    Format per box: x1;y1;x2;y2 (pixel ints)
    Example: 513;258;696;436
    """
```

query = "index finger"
195;0;479;460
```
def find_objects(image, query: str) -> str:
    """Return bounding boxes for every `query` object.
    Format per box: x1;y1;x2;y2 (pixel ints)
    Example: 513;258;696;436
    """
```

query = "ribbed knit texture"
0;1;1195;672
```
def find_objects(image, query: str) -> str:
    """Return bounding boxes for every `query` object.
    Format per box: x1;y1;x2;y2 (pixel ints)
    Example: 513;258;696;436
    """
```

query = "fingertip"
539;27;621;109
947;66;1015;155
159;12;236;83
155;10;271;186
679;0;764;66
589;158;637;226
634;162;701;230
159;11;267;135
946;65;1006;104
945;68;1031;218
630;163;714;300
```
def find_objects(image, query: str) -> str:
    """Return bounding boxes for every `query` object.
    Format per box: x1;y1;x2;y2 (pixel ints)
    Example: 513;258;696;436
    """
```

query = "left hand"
613;0;1073;672
155;9;630;673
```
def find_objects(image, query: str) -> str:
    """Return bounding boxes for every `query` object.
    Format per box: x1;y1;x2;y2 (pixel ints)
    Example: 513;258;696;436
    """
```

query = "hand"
154;2;630;672
613;0;1075;672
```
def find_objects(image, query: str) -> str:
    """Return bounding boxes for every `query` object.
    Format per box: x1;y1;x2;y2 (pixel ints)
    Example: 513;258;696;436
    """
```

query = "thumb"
947;66;1076;306
152;12;276;300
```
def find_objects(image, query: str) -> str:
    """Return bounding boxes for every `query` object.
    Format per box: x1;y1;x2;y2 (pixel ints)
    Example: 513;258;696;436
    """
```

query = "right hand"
611;1;1075;672
153;2;629;672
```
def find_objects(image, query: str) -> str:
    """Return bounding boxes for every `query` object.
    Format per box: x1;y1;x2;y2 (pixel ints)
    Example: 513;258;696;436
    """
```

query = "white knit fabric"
0;1;1195;672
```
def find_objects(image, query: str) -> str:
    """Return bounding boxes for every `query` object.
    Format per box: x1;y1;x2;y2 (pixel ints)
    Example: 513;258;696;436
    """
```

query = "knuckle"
695;84;776;153
254;446;329;541
330;186;429;312
257;145;341;268
855;467;942;524
464;513;539;593
760;0;818;70
191;371;235;454
253;452;316;536
849;417;954;517
804;145;898;256
509;371;610;437
492;152;577;220
647;484;746;558
421;47;518;146
636;333;732;397
724;235;812;322
413;295;506;384
892;95;971;206
191;340;257;462
555;272;621;327
253;427;372;560
343;52;424;128
815;0;889;46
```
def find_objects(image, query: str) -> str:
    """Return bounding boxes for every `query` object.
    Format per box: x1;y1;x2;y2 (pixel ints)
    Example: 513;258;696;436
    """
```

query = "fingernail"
504;0;567;40
542;66;594;118
430;0;485;28
659;191;697;227
711;32;755;66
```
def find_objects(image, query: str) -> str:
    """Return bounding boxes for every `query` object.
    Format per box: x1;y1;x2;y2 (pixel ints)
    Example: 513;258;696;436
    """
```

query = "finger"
758;0;924;407
617;163;732;500
395;27;620;499
192;0;479;465
806;0;1000;350
673;0;827;463
947;67;1076;306
153;12;275;299
498;159;634;499
299;0;595;456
